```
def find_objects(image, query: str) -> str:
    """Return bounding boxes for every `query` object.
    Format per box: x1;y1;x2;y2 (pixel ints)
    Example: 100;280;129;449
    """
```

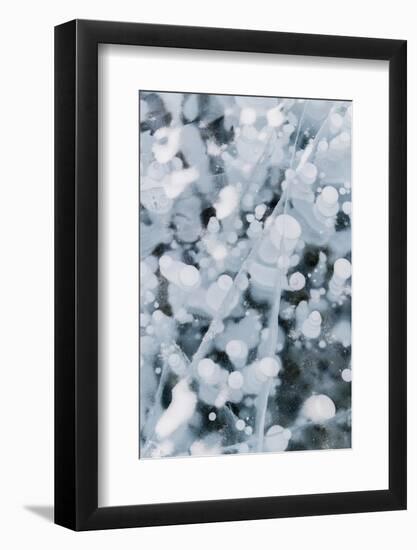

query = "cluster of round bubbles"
139;91;352;459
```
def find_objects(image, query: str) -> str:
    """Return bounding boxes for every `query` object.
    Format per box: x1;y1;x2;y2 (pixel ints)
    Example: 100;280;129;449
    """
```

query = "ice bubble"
299;162;318;185
277;254;291;270
226;339;249;368
206;140;222;156
212;244;228;261
235;274;249;291
264;424;291;452
289;272;306;291
208;412;217;421
328;258;352;300
318;139;328;152
214;185;239;219
217;274;233;291
168;353;180;367
152;127;181;164
342;201;352;215
240;107;257;125
334;258;352;280
179;265;200;288
301;394;336;423
190;440;219;456
155;380;197;439
257;356;281;378
207;216;220;233
302;311;322;339
271;214;302;253
197;358;219;383
159;254;173;270
214;387;229;408
168;353;186;376
242;194;254;210
316;185;339;217
267;106;285;128
342;368;352;382
235;419;246;431
255;203;267;220
228;371;244;389
164;167;199;198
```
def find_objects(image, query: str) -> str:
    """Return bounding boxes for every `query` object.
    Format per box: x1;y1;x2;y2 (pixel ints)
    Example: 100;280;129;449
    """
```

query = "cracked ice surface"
139;91;352;459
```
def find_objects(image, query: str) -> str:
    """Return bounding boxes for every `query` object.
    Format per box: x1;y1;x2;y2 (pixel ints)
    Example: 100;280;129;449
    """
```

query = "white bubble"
208;412;217;421
214;185;239;220
334;258;352;280
197;358;217;381
321;186;338;205
217;274;233;291
152;309;165;323
254;204;266;221
299;162;318;185
212;244;228;261
226;339;248;360
289;272;306;291
257;356;281;378
207;216;220;233
274;214;302;240
341;368;352;382
235;274;249;291
301;394;336;423
277;255;291;270
240;107;257;125
342;201;352;215
168;354;181;367
179;265;200;288
316;185;339;218
267;106;285;127
310;311;321;324
264;424;290;452
235;419;246;431
302;311;322;339
159;254;173;270
318;139;328;152
228;371;244;389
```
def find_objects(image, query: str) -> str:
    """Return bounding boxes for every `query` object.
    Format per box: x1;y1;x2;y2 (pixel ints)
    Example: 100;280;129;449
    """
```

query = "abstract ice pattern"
139;91;352;459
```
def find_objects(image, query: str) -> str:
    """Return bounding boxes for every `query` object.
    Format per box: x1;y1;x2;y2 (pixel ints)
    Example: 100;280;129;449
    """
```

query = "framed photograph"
55;19;407;530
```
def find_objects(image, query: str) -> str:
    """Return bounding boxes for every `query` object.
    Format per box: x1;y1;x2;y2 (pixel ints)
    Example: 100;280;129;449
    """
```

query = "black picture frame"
55;19;407;531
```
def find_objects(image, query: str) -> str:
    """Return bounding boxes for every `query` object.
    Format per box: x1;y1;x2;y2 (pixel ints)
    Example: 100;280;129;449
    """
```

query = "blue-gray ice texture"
139;92;352;459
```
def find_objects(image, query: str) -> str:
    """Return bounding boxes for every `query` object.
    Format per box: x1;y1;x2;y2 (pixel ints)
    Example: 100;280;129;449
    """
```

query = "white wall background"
0;1;414;548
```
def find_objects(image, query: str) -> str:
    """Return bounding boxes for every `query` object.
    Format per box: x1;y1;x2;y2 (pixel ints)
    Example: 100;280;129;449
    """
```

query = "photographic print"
139;91;352;459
